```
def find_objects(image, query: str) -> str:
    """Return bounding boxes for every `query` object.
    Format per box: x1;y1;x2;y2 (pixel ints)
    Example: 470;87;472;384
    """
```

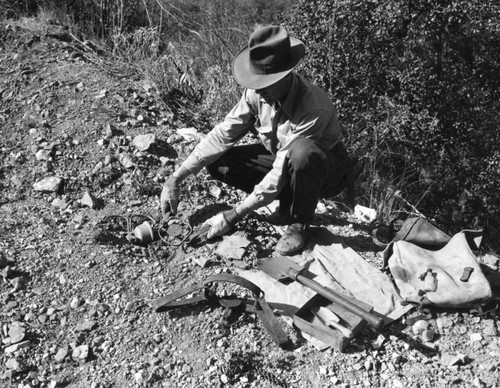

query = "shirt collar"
257;74;299;117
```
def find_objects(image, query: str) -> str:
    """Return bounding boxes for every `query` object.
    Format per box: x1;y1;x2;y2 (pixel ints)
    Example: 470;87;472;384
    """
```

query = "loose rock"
470;333;483;343
80;191;97;208
483;320;498;337
9;322;26;343
10;276;25;290
5;357;28;372
118;153;134;168
70;296;84;309
51;197;68;209
105;124;118;139
72;345;89;362
76;320;98;332
440;353;467;367
5;340;30;354
436;316;454;332
54;346;69;363
132;133;156;151
412;320;429;335
33;176;62;192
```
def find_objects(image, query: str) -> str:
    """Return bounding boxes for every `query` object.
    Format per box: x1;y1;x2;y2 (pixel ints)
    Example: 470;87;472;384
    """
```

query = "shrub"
284;0;500;250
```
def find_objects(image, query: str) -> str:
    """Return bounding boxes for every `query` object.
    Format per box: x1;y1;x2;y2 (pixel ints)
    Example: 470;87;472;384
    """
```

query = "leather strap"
151;273;290;348
151;284;213;312
255;295;290;347
203;273;262;297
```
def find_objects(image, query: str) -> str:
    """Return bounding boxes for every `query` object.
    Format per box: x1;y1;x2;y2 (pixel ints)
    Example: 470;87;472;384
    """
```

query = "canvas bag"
384;218;492;308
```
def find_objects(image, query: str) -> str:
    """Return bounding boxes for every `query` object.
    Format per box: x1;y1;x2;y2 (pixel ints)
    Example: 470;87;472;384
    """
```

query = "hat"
232;26;306;90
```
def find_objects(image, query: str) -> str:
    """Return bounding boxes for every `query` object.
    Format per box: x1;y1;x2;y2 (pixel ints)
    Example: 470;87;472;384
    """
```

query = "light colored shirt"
181;73;341;210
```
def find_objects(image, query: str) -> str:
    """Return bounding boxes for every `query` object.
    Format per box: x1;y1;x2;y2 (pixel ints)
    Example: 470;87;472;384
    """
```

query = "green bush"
284;0;500;249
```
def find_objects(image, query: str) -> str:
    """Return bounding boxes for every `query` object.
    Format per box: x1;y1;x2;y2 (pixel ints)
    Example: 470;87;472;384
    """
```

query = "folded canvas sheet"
238;227;412;324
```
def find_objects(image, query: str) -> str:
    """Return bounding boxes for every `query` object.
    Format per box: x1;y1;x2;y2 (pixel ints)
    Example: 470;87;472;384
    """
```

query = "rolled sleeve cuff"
239;191;265;213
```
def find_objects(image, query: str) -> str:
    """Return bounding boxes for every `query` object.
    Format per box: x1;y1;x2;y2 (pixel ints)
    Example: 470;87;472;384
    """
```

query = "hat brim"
232;37;305;90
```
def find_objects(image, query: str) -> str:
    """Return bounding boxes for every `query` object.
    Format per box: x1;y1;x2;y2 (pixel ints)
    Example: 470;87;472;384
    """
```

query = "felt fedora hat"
232;26;306;90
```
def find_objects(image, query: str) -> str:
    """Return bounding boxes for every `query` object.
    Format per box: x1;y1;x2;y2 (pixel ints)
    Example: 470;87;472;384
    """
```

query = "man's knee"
287;137;325;170
207;159;235;184
206;160;221;179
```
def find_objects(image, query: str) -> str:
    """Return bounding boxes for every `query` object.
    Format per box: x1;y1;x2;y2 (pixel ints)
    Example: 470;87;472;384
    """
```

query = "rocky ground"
1;17;500;388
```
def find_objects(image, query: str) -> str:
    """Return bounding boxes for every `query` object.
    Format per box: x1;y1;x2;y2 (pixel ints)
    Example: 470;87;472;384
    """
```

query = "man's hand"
160;167;191;215
161;175;181;215
204;209;241;239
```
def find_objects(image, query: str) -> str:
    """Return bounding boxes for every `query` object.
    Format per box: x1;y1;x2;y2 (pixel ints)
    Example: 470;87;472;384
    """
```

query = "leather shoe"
275;223;309;256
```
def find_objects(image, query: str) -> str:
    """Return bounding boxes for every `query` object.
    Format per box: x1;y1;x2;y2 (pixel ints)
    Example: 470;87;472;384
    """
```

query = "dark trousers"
206;138;349;223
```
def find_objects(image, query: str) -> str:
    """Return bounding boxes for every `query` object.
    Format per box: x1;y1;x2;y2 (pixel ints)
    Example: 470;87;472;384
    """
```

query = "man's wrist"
171;166;190;182
236;192;263;215
223;208;242;225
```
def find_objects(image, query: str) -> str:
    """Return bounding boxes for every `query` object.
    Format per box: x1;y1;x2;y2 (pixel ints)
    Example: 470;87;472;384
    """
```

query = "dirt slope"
1;18;499;388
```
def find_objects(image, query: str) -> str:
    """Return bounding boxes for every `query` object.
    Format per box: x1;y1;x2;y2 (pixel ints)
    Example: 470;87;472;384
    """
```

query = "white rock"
134;370;149;384
5;340;30;353
393;379;404;388
72;345;89;362
483;320;498;337
51;197;68;209
481;253;499;268
10;175;23;187
220;374;229;384
59;274;67;284
54;346;69;362
104;124;117;139
371;334;386;350
5;357;27;372
92;161;103;175
75;320;97;332
177;127;201;142
412;320;429;335
70;296;84;309
118;153;134;169
9;322;26;343
470;333;483;343
80;191;97;208
35;149;52;161
440;353;467;366
132;133;156;151
354;204;377;222
316;202;328;214
33;176;62;192
10;277;25;290
436;316;453;331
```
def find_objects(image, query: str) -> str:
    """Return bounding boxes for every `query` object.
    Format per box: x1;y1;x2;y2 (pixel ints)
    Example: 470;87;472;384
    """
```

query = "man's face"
255;74;292;106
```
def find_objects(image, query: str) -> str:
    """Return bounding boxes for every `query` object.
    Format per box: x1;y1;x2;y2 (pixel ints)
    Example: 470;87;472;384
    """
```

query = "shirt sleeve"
244;109;333;210
180;90;257;175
